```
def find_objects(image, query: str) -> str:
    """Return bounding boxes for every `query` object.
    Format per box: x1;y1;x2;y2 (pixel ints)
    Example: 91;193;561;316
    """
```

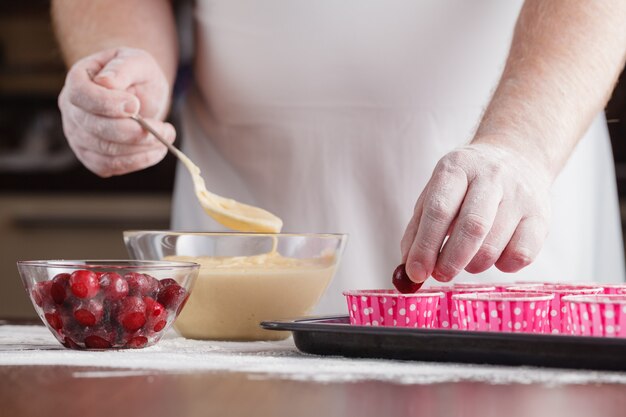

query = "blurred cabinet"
0;194;170;318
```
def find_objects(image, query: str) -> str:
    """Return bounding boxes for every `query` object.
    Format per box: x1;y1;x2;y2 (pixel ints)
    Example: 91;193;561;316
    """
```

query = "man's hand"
58;47;175;177
400;143;552;283
400;0;625;284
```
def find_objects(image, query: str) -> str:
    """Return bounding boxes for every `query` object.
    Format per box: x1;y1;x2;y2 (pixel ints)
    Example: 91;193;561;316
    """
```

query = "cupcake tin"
261;315;626;371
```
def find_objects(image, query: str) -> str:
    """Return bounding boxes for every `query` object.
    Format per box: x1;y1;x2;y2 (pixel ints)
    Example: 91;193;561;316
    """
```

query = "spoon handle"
130;114;184;160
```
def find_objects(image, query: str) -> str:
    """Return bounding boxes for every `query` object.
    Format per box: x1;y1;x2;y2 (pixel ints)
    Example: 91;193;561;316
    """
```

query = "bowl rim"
16;259;200;270
123;230;348;239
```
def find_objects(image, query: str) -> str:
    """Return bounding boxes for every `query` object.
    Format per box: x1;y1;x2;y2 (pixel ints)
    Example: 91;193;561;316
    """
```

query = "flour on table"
2;325;626;386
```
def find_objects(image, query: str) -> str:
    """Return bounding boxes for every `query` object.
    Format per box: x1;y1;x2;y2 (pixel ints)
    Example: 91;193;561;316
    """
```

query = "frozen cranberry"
31;289;42;307
32;281;53;308
73;299;104;327
144;297;165;318
144;297;167;333
157;284;188;313
50;273;70;304
152;319;167;333
117;296;146;331
82;325;116;349
69;270;100;299
126;336;148;349
62;337;81;349
99;272;129;301
392;263;423;294
125;273;160;297
159;278;178;289
44;309;63;330
84;335;112;349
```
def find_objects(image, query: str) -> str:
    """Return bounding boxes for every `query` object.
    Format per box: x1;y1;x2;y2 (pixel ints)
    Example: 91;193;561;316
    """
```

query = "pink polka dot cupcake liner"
427;285;496;330
507;284;603;334
452;292;554;333
343;289;443;328
564;295;626;337
598;284;626;295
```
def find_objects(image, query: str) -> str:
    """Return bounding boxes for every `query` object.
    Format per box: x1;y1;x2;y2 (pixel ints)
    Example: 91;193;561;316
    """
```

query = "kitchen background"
1;2;625;318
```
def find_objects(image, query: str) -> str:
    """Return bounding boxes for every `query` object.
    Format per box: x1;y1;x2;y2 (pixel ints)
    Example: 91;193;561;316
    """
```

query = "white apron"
172;0;625;313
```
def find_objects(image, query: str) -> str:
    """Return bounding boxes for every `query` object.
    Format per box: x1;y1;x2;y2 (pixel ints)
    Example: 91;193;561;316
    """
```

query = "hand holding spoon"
131;115;283;233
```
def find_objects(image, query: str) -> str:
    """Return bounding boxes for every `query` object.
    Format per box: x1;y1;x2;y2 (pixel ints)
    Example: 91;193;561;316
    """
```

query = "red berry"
84;335;112;349
126;336;148;349
159;278;178;289
153;320;167;333
33;281;53;308
157;284;188;313
32;289;43;307
392;263;423;294
144;297;167;333
69;270;100;299
99;272;129;301
117;296;146;331
44;310;63;330
31;284;46;307
51;273;70;304
62;337;81;349
82;325;116;349
125;273;159;297
73;299;104;327
144;297;165;318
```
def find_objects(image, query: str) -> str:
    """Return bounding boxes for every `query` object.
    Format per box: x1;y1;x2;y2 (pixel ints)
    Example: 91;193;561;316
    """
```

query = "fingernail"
95;70;115;80
432;269;452;282
123;100;139;115
408;261;428;283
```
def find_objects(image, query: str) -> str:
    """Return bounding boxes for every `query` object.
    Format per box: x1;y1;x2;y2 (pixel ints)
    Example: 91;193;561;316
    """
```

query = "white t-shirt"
172;0;625;313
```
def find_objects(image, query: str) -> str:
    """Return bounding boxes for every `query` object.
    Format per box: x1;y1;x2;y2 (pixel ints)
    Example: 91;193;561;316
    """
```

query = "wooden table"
2;321;626;417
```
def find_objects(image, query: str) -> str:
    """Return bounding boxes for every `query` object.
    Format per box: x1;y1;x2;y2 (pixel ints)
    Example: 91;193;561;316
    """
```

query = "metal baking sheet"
261;315;626;371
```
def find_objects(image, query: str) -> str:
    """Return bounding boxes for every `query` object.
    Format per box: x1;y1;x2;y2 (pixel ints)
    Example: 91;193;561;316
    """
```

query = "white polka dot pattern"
565;295;626;337
452;295;552;333
344;290;442;328
427;285;498;330
508;285;603;334
346;285;623;336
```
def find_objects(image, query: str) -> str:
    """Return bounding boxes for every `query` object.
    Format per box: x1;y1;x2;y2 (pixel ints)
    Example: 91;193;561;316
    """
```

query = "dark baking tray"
261;315;626;371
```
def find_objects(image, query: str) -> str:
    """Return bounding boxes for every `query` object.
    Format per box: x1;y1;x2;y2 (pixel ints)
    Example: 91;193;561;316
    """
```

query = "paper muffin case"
599;284;626;295
564;295;626;337
508;284;603;334
452;292;554;333
343;289;443;328
427;285;496;330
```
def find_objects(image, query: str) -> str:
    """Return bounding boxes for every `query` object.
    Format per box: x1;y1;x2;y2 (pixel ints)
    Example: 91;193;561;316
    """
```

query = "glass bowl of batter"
123;231;347;341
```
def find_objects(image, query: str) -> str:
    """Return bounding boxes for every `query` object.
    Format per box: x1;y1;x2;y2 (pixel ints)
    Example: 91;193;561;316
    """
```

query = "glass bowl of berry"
16;260;199;350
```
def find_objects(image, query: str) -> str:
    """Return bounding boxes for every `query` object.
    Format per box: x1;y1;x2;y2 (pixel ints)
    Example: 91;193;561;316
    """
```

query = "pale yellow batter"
167;253;336;341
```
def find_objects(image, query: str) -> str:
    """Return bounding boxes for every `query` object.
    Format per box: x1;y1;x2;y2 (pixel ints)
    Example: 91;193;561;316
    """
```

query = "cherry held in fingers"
392;263;423;294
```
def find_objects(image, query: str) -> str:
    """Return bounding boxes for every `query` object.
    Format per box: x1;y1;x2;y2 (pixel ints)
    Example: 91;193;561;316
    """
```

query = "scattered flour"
2;325;626;386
